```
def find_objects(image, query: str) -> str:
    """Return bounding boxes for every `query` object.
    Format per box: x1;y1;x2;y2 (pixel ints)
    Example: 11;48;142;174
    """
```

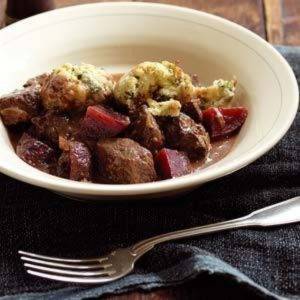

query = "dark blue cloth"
0;46;299;300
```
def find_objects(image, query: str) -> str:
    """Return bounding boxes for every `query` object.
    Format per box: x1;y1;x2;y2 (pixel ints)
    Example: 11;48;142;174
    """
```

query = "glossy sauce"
191;137;236;171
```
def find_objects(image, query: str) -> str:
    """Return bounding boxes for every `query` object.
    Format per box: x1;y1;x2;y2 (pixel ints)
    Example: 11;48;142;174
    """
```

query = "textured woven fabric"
0;46;299;300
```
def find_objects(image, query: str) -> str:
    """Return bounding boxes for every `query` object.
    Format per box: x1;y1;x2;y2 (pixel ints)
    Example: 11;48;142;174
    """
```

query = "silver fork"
19;196;300;284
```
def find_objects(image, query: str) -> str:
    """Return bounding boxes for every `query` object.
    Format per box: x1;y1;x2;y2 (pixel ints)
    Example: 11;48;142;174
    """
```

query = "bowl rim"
0;2;298;196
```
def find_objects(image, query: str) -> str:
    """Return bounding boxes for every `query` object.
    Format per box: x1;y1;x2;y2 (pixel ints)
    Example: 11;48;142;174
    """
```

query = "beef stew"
0;61;248;184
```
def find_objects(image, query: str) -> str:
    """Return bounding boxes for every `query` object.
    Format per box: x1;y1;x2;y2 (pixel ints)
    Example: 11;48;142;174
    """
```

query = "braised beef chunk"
127;105;164;153
202;107;248;140
58;136;71;152
57;141;91;181
156;148;190;179
163;113;210;159
182;98;203;123
80;105;130;140
16;133;56;173
69;141;91;181
23;74;48;89
57;152;70;178
97;138;157;184
31;111;80;146
0;87;41;126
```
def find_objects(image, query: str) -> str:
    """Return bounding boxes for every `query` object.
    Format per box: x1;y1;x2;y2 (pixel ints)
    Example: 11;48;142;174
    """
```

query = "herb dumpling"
114;61;195;110
196;79;236;109
147;98;181;117
41;63;114;111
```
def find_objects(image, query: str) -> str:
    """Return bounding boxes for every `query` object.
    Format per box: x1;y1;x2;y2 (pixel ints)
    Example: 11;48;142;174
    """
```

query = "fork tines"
18;250;116;283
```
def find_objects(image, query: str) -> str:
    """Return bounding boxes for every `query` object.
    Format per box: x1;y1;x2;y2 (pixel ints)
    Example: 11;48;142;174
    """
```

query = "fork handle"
131;196;300;256
131;216;251;255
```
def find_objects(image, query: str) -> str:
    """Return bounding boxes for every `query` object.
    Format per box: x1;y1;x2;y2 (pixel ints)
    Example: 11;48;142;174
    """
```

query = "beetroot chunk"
16;133;56;173
156;148;190;179
202;107;248;140
80;105;130;140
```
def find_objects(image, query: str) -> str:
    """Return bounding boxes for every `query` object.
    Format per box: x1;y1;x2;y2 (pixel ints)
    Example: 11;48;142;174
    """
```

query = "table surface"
0;0;299;299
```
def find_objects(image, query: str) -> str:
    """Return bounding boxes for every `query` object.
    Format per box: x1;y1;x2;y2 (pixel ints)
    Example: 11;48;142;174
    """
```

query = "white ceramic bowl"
0;2;298;200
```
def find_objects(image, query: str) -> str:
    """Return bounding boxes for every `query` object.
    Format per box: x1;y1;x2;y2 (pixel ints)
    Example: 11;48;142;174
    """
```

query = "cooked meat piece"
16;133;56;173
0;107;29;125
31;111;80;146
127;105;164;152
0;87;41;126
41;63;114;111
58;136;70;152
57;141;92;181
69;141;91;181
163;113;211;159
97;138;157;184
57;152;70;178
0;74;47;126
156;148;191;179
182;98;203;123
79;105;130;140
23;73;49;89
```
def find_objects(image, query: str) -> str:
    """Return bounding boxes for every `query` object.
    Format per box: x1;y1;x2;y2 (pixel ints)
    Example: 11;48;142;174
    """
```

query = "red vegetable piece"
156;148;190;179
202;107;248;140
80;105;130;139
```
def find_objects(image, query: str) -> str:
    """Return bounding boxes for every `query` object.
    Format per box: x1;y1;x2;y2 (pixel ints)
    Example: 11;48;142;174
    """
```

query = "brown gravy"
191;136;236;172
